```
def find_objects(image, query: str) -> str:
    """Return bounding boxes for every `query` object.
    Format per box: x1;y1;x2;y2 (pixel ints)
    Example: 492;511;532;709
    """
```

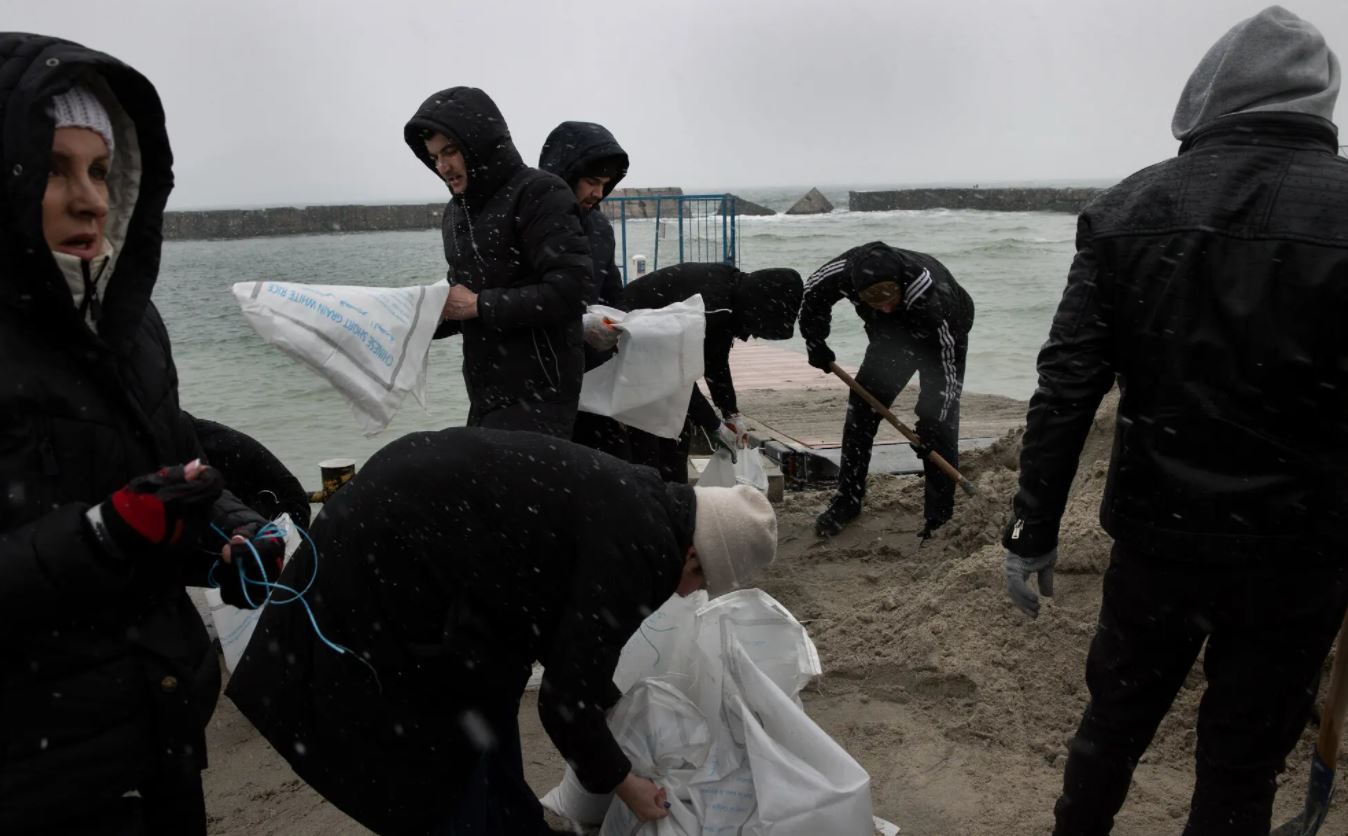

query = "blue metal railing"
601;194;739;285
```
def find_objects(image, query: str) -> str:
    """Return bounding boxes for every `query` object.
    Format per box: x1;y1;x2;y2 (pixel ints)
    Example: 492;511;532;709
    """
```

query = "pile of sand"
200;391;1341;834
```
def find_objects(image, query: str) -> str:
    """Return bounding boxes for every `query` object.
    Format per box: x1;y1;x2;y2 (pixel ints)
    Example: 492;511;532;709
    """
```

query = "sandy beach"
200;389;1344;834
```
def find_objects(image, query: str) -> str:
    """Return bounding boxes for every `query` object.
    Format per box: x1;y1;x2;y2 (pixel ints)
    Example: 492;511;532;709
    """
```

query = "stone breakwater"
160;188;1107;240
163;203;445;240
849;187;1102;214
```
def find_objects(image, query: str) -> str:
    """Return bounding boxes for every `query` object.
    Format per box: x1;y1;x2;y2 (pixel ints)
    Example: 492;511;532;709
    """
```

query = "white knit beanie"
50;85;115;158
692;485;778;597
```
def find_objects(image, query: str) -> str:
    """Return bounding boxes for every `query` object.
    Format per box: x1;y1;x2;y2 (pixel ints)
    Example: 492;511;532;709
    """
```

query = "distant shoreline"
162;187;1101;241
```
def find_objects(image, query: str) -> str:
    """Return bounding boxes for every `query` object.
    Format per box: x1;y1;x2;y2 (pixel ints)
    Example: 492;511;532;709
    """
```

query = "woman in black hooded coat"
0;33;275;834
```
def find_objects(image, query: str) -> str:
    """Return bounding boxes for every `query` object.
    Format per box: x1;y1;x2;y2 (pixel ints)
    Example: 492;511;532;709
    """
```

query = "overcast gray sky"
9;0;1345;209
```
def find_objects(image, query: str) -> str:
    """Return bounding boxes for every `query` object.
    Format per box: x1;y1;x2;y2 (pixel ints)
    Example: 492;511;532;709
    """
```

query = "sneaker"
815;499;861;538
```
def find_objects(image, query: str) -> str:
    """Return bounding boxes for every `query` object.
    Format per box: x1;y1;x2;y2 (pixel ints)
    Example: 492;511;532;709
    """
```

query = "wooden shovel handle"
1316;610;1348;765
829;362;976;496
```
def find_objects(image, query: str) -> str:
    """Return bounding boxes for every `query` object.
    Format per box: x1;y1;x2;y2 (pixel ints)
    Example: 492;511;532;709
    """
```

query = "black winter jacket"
539;121;628;307
800;242;974;355
190;415;311;527
620;263;803;433
227;429;693;834
404;88;592;415
1006;114;1348;563
0;33;260;830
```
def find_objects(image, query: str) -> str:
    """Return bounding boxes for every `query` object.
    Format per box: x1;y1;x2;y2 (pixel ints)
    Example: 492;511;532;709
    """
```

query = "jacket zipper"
1011;519;1024;540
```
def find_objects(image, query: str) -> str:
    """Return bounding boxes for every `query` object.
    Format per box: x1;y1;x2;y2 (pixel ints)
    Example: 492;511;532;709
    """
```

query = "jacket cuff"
1002;514;1059;558
476;288;502;329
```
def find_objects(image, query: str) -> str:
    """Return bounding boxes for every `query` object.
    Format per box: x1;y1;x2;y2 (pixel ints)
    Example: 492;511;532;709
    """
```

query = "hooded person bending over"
227;428;778;835
539;120;632;457
801;242;974;538
405;88;592;437
0;33;281;834
611;262;803;482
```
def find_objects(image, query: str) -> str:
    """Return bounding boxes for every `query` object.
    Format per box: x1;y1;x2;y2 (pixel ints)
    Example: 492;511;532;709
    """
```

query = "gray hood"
1172;5;1340;141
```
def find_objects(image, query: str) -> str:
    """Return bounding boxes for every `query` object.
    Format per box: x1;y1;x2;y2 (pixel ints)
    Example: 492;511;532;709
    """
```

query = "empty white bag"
697;446;770;495
578;296;707;439
232;280;451;435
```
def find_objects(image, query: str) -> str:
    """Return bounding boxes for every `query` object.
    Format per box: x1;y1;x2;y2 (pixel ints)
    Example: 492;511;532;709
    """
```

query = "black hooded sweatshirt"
404;88;593;417
619;263;803;432
0;33;263;830
539;120;629;308
227;428;694;834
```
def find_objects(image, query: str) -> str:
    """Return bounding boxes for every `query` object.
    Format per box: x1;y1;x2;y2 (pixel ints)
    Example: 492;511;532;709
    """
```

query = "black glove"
85;461;225;560
218;521;287;609
806;342;836;372
909;441;934;460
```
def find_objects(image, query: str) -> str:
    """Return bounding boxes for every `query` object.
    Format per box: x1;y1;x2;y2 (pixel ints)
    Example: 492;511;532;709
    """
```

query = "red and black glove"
85;461;225;560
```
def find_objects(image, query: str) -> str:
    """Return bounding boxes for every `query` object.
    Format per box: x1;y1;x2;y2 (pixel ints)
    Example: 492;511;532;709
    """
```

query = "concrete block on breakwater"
849;187;1101;214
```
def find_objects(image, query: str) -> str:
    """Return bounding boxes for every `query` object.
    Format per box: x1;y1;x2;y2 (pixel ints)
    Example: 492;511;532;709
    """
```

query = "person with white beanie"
0;32;284;836
228;427;778;835
1002;7;1347;834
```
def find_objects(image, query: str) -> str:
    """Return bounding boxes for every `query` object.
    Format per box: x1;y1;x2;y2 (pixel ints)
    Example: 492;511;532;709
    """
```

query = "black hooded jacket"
227;428;693;834
404;88;592;415
539;120;629;307
800;242;974;355
1006;113;1348;563
0;33;261;829
619;263;803;432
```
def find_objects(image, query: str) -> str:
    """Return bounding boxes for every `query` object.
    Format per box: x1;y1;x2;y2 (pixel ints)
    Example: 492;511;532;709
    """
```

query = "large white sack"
612;590;707;694
727;638;874;834
689;589;822;728
597;678;711;836
232;280;450;435
204;513;302;673
579;297;706;439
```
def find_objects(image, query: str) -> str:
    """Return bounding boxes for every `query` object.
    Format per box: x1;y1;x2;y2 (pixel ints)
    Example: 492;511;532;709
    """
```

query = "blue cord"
209;520;381;690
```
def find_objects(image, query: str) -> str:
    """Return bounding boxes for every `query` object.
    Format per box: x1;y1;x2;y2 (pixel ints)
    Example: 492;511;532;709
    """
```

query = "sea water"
159;188;1078;485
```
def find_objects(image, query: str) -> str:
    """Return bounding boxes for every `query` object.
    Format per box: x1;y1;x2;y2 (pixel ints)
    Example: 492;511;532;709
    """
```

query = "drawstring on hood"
1172;5;1340;141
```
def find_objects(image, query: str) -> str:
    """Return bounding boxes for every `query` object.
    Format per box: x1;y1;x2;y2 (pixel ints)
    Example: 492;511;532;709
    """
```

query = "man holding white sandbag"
227;428;777;835
405;87;593;438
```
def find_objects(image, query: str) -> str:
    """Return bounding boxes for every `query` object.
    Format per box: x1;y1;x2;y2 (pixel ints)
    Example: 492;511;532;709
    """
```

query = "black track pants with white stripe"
834;326;967;523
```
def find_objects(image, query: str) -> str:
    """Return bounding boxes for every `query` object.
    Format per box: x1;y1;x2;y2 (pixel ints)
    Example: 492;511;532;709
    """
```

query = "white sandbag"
204;513;302;673
612;590;707;694
726;638;874;834
232;280;450;435
598;678;711;836
698;446;770;494
579;297;706;439
546;677;711;832
688;589;822;728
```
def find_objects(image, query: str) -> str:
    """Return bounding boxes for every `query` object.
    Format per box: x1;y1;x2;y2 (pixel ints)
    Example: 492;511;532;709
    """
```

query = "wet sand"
201;390;1343;834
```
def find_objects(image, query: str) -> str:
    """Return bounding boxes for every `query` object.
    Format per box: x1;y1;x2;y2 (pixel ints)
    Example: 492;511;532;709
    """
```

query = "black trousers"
31;771;207;836
835;327;966;523
571;411;631;461
1054;543;1348;835
627;420;695;484
430;674;551;836
467;398;577;439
